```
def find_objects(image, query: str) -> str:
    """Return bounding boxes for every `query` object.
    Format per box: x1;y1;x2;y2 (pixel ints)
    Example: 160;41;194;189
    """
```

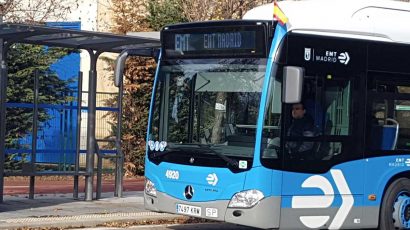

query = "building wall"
49;0;119;155
65;0;119;147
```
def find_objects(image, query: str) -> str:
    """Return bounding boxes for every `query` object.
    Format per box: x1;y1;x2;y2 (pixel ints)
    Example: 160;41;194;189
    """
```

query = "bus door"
280;74;365;229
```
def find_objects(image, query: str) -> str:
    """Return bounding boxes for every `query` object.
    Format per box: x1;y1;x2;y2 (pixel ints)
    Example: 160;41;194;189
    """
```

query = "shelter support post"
85;50;100;201
29;69;40;199
0;39;7;203
114;81;124;197
73;72;83;199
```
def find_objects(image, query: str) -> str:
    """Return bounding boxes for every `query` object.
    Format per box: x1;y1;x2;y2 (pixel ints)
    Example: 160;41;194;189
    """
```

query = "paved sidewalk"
3;178;144;195
0;191;181;229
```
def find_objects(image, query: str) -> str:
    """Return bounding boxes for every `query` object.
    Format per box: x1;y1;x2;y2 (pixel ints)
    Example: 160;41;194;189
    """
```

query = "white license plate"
176;204;201;217
205;208;218;218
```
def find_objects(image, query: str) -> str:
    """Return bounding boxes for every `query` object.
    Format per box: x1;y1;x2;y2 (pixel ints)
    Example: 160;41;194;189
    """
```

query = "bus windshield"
149;58;267;165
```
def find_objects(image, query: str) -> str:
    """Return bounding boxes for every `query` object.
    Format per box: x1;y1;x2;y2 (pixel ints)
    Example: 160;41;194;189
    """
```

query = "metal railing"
3;70;124;200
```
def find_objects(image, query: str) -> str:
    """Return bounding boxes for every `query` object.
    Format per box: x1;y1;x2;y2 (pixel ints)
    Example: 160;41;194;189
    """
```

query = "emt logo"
291;169;354;229
206;173;218;186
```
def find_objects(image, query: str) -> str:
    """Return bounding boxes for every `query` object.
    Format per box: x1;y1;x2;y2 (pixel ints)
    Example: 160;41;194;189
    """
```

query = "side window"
366;74;410;152
261;77;282;160
283;74;360;173
150;73;167;141
325;79;351;136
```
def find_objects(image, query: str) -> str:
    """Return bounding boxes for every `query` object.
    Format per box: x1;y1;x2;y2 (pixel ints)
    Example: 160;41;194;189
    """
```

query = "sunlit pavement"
0;191;178;229
77;223;257;230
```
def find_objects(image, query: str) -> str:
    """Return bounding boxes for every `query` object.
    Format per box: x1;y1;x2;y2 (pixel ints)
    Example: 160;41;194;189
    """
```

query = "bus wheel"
380;178;410;230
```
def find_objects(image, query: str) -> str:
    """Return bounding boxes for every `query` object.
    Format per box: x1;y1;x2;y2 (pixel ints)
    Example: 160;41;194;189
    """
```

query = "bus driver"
287;102;316;159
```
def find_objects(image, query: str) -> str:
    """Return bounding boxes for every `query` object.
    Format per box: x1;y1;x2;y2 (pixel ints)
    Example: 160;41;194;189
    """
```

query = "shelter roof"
0;23;160;53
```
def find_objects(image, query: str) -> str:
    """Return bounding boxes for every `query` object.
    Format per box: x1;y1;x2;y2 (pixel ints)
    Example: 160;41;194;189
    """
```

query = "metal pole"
0;39;7;203
96;142;102;199
85;51;99;201
114;82;124;197
0;4;3;24
29;69;40;199
73;72;83;199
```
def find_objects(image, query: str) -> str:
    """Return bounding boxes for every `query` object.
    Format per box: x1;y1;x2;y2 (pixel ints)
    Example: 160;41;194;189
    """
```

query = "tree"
110;0;149;34
181;0;271;21
5;44;74;149
111;0;188;34
0;0;77;23
120;57;156;175
146;0;187;31
102;56;156;175
1;1;78;166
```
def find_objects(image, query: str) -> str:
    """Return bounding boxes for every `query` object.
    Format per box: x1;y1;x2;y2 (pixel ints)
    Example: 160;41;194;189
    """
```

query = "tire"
379;177;410;230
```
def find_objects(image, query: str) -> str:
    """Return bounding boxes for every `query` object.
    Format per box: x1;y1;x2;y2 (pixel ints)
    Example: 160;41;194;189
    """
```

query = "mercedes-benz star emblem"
184;185;194;200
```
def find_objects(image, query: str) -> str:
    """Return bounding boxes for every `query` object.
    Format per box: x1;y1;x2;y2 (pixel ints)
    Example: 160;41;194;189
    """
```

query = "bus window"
366;74;410;152
325;78;352;136
395;100;410;149
149;58;268;167
262;76;282;161
281;74;358;173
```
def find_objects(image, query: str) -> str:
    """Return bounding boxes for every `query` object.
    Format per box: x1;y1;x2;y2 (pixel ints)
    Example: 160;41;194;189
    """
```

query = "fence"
4;70;119;173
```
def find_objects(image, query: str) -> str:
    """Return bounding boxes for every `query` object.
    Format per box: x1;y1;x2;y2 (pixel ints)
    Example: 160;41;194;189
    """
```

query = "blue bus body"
142;10;410;229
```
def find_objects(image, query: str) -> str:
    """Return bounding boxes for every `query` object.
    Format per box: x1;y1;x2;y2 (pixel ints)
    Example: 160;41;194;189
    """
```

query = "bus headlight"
145;179;157;197
228;189;264;208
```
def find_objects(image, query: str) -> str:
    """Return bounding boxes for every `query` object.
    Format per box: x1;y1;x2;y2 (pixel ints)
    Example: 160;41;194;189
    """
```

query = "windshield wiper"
210;147;239;168
169;143;239;168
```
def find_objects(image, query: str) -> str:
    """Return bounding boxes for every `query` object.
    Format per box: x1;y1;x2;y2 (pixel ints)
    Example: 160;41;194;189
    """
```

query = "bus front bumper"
144;191;281;229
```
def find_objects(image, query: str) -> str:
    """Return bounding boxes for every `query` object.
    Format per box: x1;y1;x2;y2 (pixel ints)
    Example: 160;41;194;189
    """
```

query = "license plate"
205;208;218;218
176;204;201;217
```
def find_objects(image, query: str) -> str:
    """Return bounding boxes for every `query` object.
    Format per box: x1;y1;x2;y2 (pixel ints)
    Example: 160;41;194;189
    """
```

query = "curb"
0;212;183;229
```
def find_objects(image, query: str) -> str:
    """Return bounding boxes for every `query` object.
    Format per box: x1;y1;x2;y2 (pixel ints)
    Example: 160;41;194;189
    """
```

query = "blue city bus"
115;0;410;229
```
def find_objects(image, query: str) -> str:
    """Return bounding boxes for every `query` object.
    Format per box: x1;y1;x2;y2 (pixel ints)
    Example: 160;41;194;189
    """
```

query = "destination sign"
162;24;268;58
174;31;256;52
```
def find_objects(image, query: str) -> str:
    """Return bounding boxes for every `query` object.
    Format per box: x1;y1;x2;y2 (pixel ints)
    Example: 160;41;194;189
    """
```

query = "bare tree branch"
180;0;271;21
1;0;78;24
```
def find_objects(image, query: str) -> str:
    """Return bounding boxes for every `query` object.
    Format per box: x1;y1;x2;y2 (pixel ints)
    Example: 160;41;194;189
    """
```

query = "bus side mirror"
114;48;160;87
114;50;129;87
283;66;304;103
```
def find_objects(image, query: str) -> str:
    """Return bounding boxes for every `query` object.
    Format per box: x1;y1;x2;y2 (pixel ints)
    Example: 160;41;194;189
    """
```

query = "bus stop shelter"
0;23;160;202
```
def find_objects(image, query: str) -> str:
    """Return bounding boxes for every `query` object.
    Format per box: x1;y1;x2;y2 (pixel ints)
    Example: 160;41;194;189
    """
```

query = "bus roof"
243;0;410;44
